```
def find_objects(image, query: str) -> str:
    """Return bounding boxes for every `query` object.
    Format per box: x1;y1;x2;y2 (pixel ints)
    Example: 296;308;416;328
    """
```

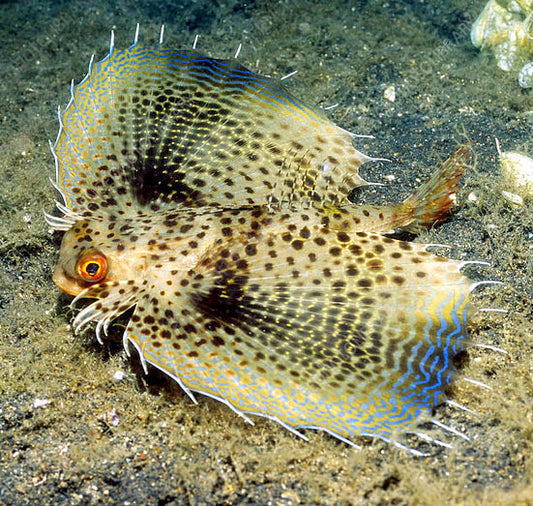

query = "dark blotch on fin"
191;269;251;327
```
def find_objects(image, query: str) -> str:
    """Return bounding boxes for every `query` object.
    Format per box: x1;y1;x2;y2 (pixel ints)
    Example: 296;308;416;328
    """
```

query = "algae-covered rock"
471;0;533;87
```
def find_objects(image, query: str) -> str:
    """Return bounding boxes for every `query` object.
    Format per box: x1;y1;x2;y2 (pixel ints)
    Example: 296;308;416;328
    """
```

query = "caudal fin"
395;144;472;233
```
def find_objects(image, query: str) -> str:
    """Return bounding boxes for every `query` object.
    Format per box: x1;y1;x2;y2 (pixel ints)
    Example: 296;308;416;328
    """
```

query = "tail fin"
394;144;472;233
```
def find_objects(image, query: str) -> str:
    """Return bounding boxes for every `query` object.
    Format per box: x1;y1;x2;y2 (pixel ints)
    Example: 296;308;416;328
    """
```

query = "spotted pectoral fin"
123;224;472;445
53;44;370;217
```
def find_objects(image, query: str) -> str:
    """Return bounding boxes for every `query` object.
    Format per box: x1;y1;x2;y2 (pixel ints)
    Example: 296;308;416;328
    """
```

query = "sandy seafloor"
0;0;531;504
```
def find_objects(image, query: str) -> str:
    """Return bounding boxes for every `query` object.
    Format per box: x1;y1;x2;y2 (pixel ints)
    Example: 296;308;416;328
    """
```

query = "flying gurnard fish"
47;26;492;454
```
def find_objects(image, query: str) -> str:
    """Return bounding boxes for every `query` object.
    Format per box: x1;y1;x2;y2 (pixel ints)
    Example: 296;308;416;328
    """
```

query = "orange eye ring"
76;250;108;283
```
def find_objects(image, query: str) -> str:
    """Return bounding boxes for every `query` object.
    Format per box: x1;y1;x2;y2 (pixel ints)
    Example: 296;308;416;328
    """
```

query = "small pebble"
384;85;396;102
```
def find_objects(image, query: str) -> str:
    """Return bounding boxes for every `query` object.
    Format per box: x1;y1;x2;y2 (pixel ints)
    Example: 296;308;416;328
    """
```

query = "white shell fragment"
501;190;524;206
112;370;128;382
471;0;533;88
518;61;533;87
32;398;51;409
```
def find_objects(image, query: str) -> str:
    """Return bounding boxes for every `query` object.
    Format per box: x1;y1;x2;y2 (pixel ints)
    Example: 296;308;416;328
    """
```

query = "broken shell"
496;139;533;198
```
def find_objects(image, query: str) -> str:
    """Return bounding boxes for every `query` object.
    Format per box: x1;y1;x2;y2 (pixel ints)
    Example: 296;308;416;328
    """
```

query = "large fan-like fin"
53;44;370;217
121;209;471;443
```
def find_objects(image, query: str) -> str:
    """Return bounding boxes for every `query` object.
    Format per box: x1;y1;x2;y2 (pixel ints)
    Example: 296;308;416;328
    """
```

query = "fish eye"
76;250;108;283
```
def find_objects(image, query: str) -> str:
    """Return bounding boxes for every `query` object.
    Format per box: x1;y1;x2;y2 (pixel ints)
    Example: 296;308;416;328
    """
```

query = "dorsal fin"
53;45;370;218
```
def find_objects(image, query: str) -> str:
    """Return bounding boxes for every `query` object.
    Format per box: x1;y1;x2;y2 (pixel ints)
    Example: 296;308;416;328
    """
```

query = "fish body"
49;35;474;449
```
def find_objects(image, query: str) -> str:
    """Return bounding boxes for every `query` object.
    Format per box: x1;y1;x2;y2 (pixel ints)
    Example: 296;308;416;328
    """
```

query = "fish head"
53;217;147;297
